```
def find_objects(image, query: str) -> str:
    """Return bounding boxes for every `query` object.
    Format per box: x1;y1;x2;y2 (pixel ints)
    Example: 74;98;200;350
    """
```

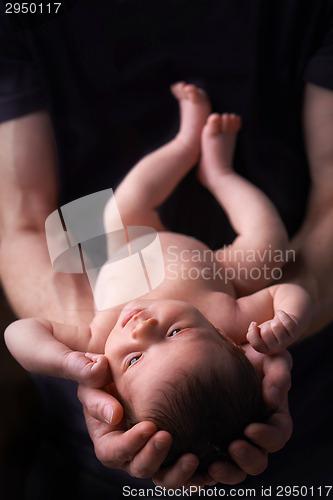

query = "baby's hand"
246;310;299;354
62;351;111;388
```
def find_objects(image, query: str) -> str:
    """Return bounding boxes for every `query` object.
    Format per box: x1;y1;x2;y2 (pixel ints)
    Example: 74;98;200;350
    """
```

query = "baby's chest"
160;232;235;295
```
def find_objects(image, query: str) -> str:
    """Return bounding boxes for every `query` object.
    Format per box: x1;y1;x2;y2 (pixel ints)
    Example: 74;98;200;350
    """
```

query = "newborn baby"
5;82;312;471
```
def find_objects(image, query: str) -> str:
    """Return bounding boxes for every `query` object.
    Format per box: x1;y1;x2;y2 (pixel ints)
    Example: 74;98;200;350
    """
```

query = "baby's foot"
198;113;241;189
171;82;211;160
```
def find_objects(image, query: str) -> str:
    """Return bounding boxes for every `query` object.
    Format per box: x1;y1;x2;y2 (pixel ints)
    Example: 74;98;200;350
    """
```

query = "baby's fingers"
275;310;298;338
62;351;112;387
246;322;270;354
265;311;297;352
259;321;286;354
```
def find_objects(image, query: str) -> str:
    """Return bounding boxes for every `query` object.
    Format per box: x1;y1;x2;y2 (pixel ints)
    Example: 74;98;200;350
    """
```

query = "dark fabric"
2;0;329;239
1;0;333;497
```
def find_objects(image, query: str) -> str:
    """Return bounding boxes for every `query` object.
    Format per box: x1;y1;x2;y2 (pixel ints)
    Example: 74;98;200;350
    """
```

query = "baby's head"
105;299;268;471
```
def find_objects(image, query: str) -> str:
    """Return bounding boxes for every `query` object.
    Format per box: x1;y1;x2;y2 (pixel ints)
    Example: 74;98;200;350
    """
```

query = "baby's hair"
122;337;271;472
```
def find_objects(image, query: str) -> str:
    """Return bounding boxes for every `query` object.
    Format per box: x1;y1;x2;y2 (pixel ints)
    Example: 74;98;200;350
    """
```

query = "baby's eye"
129;355;141;366
168;328;183;337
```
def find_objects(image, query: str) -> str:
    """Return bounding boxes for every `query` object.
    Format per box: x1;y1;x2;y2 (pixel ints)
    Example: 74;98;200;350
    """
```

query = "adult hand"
78;383;202;481
154;347;292;488
243;345;293;451
78;346;292;488
204;346;293;485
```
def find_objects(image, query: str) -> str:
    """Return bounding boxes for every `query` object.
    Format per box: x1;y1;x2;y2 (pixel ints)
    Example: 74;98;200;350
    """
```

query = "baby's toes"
205;113;222;135
229;114;242;132
221;113;241;133
170;81;186;100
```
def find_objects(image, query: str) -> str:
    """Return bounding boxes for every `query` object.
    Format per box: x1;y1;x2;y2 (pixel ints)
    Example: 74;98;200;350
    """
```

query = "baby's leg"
106;82;211;231
198;113;242;185
198;114;288;295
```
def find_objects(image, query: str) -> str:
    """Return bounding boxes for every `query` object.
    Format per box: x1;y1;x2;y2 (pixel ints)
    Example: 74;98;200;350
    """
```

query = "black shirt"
1;0;333;243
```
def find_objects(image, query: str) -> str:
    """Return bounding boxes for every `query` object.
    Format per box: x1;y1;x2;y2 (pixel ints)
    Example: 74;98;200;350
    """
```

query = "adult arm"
0;111;93;325
283;82;333;336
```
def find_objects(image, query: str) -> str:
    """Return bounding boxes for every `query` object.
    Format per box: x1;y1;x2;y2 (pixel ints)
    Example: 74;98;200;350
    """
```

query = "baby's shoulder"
88;309;119;353
205;289;274;343
201;290;239;334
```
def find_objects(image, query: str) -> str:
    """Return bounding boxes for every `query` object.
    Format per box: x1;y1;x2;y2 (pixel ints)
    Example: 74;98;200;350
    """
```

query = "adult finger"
153;454;199;490
262;352;292;408
78;384;123;425
129;430;172;478
244;403;293;453
80;396;168;477
93;421;158;469
186;473;218;488
208;460;247;485
228;440;269;476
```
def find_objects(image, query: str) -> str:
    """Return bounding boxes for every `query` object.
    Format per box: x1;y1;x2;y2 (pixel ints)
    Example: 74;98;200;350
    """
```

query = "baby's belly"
159;232;235;296
93;230;235;312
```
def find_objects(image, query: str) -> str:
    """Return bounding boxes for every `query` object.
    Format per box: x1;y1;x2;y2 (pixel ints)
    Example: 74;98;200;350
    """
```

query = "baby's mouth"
121;308;145;328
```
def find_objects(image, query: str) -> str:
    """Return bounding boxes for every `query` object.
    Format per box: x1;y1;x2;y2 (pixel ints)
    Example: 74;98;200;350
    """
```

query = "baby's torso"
157;231;235;295
90;231;238;351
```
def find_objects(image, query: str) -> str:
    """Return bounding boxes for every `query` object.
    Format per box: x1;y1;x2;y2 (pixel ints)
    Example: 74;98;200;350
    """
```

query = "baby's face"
105;299;226;418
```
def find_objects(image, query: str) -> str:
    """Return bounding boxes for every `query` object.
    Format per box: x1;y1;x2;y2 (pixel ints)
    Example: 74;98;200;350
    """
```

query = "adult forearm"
283;190;333;336
283;83;333;337
0;227;93;325
0;111;93;326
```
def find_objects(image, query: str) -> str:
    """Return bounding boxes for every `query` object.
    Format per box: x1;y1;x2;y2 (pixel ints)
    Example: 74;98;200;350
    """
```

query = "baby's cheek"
102;340;117;378
104;329;116;358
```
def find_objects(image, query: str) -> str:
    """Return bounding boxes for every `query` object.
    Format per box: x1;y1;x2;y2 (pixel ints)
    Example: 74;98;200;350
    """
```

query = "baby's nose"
131;317;158;339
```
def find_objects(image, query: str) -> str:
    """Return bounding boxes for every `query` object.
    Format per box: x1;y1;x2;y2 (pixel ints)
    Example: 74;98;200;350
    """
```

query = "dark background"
0;287;40;499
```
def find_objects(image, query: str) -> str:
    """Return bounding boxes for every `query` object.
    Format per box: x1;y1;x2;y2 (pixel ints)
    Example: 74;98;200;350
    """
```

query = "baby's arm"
245;284;313;354
4;318;110;387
